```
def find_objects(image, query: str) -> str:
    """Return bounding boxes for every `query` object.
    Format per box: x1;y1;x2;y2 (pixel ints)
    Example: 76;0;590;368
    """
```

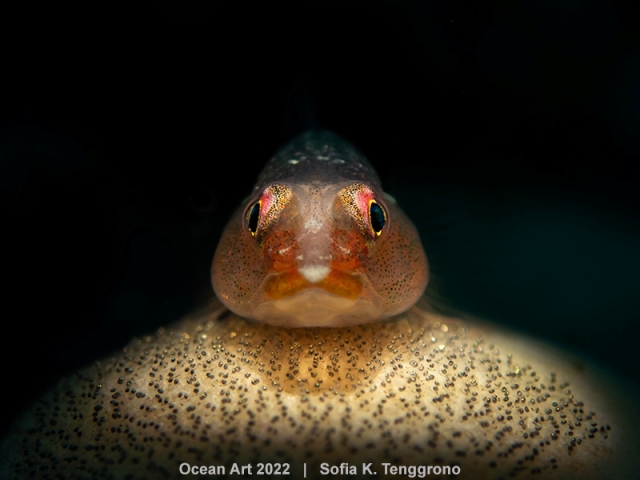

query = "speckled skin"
213;131;429;327
2;301;638;479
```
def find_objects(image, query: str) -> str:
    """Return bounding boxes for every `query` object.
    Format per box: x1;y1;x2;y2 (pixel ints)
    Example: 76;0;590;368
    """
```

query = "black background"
3;0;640;438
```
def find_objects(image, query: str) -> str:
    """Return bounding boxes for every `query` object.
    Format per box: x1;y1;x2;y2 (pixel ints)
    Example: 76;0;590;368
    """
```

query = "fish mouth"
263;268;363;300
248;268;383;327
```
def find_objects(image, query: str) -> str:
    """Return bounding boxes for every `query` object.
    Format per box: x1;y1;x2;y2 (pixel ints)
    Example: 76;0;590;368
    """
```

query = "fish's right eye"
243;184;294;239
246;201;261;236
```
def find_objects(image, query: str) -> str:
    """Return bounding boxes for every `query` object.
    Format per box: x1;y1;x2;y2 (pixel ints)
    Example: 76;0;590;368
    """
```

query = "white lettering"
362;463;374;475
379;463;460;477
319;463;359;475
177;463;227;475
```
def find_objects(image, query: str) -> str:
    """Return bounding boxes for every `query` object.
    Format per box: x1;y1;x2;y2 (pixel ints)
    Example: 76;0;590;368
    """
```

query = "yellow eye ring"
246;200;261;236
368;199;386;236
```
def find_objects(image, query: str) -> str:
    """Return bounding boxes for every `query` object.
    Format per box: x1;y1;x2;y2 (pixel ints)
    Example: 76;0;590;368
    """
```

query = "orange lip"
319;268;363;299
264;268;363;300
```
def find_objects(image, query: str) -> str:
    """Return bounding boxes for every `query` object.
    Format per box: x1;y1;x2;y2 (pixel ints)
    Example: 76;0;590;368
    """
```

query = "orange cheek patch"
263;229;298;271
265;271;309;300
330;228;369;271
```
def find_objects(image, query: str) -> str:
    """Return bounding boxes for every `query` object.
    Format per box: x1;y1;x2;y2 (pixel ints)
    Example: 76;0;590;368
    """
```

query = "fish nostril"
298;265;330;283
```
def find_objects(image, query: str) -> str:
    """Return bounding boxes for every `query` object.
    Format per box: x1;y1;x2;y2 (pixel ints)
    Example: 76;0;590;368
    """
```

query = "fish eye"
246;201;261;236
369;200;386;236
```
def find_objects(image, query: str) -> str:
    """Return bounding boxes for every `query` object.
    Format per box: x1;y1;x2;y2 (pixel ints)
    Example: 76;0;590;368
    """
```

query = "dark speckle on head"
253;131;382;193
1;301;637;479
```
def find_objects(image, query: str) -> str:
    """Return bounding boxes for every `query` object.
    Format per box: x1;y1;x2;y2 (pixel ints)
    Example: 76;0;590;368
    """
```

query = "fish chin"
250;288;383;327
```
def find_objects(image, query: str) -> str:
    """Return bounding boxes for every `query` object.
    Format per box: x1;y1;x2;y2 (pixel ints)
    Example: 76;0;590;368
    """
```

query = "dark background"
3;0;640;437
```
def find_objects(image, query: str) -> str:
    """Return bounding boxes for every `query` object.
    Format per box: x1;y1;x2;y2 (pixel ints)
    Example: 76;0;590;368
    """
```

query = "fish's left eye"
369;200;386;236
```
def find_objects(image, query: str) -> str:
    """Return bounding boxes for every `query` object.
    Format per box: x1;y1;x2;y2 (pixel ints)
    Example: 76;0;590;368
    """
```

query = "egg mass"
2;301;637;479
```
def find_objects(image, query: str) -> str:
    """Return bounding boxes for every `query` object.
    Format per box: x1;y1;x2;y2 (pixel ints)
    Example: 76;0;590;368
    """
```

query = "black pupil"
248;202;260;233
370;201;386;234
